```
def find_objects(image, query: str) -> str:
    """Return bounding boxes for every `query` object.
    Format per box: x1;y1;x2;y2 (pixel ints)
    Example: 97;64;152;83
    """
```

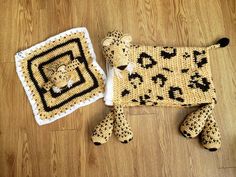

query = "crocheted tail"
207;37;230;50
180;103;221;151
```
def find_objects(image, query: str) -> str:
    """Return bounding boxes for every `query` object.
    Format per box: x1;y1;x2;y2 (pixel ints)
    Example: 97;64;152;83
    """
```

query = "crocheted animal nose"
117;65;127;70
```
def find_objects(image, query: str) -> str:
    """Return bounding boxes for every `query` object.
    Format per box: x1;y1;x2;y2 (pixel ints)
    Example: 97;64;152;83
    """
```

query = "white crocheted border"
15;27;106;125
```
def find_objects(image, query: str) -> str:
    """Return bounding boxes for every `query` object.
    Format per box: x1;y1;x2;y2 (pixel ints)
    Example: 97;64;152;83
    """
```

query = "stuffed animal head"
43;60;80;91
49;65;71;88
102;30;132;70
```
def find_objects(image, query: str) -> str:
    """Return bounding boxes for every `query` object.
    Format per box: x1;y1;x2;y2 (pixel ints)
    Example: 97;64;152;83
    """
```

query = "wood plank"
0;0;235;177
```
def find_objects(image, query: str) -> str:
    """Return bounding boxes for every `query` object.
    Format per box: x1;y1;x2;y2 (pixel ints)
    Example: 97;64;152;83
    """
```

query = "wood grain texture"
0;0;235;177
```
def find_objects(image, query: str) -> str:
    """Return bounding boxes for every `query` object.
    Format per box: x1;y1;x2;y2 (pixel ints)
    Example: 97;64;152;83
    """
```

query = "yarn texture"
15;28;106;125
92;30;229;151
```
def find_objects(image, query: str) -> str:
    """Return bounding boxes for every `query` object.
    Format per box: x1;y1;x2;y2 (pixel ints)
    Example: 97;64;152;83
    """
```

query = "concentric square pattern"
15;28;106;125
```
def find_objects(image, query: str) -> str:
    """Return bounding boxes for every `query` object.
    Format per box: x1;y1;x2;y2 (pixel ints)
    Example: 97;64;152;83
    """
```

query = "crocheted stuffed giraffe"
92;31;134;144
91;30;229;151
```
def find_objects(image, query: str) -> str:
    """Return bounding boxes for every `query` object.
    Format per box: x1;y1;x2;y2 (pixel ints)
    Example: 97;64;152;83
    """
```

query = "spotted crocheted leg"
180;104;214;138
113;105;133;143
91;110;114;145
201;114;221;151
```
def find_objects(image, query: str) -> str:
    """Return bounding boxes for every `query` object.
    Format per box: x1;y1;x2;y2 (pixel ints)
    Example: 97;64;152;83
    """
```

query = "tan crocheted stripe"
113;45;216;107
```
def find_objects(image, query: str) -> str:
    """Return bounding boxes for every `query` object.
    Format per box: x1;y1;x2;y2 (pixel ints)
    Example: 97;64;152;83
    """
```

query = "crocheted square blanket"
15;28;106;125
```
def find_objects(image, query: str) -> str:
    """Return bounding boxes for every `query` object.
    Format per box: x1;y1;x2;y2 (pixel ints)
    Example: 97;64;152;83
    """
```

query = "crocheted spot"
121;89;130;97
152;95;164;106
157;96;164;100
181;104;192;107
183;52;190;59
137;52;157;69
117;65;127;70
181;68;189;73
132;94;151;105
162;67;173;72
168;86;184;102
160;47;177;59
151;74;167;87
193;50;208;68
188;72;211;92
213;98;217;104
128;72;143;89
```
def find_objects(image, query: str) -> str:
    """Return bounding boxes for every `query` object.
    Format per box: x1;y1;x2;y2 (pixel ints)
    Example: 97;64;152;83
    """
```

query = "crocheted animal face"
43;60;80;92
102;30;132;70
49;65;71;88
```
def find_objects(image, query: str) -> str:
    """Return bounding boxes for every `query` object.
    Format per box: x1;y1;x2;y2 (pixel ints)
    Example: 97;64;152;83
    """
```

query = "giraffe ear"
102;37;114;47
121;34;132;43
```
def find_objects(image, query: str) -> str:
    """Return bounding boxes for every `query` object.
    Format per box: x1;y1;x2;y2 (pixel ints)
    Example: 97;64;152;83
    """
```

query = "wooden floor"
0;0;236;176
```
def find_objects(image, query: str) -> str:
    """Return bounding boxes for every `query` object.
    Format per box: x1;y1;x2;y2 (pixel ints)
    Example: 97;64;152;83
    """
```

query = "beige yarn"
113;45;216;107
15;28;106;125
92;30;229;151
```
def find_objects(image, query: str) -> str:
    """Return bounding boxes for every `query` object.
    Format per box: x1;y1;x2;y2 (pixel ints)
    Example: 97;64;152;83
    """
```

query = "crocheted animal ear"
102;37;113;47
216;37;230;47
121;34;132;43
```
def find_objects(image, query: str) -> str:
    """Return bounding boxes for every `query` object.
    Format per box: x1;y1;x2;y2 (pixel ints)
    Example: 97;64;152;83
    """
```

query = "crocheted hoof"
180;104;214;138
115;130;133;144
180;129;192;138
92;137;106;145
113;105;134;143
94;142;101;146
91;111;114;145
121;137;133;144
201;114;221;151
